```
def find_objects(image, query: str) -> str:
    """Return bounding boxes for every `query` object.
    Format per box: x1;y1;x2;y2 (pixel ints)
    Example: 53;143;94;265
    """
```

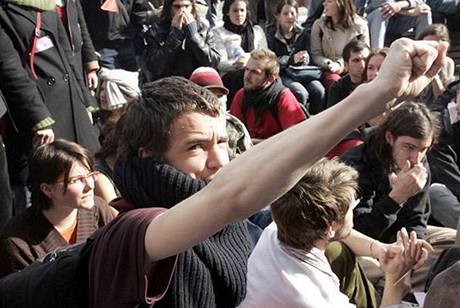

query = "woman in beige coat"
310;0;369;88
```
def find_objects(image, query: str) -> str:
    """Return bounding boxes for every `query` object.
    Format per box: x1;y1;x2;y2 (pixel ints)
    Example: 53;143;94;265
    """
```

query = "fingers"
426;41;448;78
410;40;441;81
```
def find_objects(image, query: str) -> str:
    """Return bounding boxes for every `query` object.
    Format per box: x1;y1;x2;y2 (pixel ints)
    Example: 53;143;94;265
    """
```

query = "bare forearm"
342;229;382;258
145;80;396;262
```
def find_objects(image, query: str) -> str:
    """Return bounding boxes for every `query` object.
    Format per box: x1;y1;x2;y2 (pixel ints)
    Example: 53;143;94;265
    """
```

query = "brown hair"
417;23;450;43
371;102;440;173
160;0;198;21
325;0;357;30
249;48;280;78
118;76;222;160
222;0;250;24
362;47;389;82
271;158;358;251
30;139;94;211
275;0;299;15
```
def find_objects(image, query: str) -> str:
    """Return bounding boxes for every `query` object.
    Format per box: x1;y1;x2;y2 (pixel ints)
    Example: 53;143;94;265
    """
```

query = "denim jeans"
367;9;432;48
99;44;138;71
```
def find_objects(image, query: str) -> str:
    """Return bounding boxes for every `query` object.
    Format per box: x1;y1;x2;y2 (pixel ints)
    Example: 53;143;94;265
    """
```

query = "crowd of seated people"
1;0;460;306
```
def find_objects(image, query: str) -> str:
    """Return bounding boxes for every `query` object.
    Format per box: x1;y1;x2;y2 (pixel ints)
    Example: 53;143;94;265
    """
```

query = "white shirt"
239;222;355;308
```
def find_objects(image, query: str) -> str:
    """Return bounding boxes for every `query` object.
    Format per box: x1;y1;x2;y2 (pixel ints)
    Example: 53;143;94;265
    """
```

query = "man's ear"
138;147;153;159
325;223;337;240
385;131;394;146
265;73;276;86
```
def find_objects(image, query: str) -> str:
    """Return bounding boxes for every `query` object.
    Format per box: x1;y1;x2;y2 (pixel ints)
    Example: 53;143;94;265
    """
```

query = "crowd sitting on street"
0;0;460;306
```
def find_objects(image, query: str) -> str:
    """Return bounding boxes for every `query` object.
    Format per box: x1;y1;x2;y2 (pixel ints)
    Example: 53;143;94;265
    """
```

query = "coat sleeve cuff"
32;117;55;132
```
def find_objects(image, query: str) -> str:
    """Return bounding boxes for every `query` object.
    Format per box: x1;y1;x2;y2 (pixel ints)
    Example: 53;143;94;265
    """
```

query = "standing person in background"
57;0;100;90
0;1;100;153
0;24;56;217
310;0;369;88
81;0;154;71
140;0;221;83
213;0;267;105
366;0;431;49
268;0;326;114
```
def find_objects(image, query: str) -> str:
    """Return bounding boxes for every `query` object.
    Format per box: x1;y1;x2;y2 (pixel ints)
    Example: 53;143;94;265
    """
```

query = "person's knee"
289;83;309;106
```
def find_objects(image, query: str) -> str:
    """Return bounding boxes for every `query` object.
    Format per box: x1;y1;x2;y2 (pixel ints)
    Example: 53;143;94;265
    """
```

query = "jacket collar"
6;3;57;34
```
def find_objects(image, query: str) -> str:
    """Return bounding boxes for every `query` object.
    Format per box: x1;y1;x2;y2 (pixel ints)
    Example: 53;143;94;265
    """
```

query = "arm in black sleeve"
353;194;403;240
76;0;99;68
141;24;183;81
327;81;343;108
183;21;221;69
0;25;53;134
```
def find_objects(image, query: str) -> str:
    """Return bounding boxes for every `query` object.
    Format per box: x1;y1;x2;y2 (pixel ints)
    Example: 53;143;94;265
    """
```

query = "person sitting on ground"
340;102;457;289
267;0;326;114
139;0;221;83
94;111;126;202
241;158;429;307
427;84;460;228
213;0;267;103
0;139;117;278
327;39;370;109
416;23;456;106
0;37;448;308
310;0;369;88
230;48;306;143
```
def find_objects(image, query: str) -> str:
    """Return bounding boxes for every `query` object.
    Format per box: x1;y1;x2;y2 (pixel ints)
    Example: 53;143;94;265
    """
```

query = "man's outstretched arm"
144;39;448;262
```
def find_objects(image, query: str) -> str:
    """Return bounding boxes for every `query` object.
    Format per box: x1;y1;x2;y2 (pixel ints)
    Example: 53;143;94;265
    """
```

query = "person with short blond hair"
230;48;306;142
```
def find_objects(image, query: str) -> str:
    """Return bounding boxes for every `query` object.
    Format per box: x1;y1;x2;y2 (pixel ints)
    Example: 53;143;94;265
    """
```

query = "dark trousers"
0;136;12;230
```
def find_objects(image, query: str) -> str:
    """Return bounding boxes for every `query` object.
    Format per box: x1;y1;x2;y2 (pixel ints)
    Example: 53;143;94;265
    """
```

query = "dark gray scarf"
113;152;251;307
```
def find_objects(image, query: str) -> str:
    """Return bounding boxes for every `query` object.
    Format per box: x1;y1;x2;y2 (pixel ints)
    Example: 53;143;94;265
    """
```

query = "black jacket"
62;0;98;75
0;24;51;136
340;134;431;243
81;0;153;50
0;3;99;153
266;24;309;70
140;20;221;83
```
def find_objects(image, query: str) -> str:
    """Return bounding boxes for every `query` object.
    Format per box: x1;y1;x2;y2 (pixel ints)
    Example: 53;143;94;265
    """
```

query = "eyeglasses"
56;171;99;186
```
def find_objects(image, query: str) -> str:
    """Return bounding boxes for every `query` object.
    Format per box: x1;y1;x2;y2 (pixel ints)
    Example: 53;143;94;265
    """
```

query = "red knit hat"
189;67;229;95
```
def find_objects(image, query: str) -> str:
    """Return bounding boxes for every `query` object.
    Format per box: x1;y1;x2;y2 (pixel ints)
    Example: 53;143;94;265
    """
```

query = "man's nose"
207;147;227;170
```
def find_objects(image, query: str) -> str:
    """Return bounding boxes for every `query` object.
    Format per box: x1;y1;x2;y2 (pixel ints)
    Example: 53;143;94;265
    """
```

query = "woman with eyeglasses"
0;139;117;278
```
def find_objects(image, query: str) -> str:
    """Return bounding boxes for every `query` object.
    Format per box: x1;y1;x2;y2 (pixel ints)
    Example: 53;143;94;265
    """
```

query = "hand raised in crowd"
293;50;309;65
33;128;54;147
87;70;98;91
171;8;185;29
388;160;428;205
379;2;403;20
375;38;447;101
